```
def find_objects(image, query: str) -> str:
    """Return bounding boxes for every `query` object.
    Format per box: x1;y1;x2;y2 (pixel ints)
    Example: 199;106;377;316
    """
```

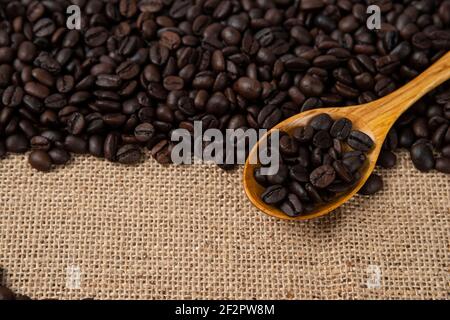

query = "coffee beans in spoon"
254;113;374;217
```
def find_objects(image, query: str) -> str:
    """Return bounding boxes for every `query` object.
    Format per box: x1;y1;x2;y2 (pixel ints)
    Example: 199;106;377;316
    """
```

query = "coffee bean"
332;160;353;183
24;82;50;99
233;77;261;100
6;134;29;153
261;185;287;205
67;113;86;135
347;130;374;152
28;150;52;172
64;135;87;154
33;18;55;37
116;144;142;164
410;142;435;172
134;122;155;142
18;41;37;62
310;165;335;188
289;164;309;183
358;174;383;195
280;193;304;217
330;118;352;140
378;150;397;169
313;130;332;149
2;85;24;107
435;157;450;173
310;113;333;131
48;148;70;165
292;125;314;143
30;136;51;151
104;132;120;161
85;27;108;47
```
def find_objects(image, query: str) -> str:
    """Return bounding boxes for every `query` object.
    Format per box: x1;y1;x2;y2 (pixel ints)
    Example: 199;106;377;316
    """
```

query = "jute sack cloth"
0;151;448;299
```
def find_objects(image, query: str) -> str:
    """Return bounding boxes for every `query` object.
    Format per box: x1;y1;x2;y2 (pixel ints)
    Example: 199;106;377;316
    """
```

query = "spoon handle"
364;51;450;129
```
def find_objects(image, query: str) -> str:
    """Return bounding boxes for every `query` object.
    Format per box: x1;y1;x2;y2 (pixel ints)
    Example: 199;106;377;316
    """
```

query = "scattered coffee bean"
358;174;383;195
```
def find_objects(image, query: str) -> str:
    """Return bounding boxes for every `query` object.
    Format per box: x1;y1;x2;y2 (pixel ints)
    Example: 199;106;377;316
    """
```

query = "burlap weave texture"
0;151;448;299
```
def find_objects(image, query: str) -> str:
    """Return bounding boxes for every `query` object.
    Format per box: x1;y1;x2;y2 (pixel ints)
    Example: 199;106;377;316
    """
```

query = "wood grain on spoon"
243;51;450;221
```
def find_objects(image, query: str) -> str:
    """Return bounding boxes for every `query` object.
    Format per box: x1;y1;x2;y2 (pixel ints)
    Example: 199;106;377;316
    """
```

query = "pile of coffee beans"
0;0;448;180
254;113;376;216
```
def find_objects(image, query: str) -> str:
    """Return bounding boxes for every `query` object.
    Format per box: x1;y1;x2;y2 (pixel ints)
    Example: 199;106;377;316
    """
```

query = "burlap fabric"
0;151;448;300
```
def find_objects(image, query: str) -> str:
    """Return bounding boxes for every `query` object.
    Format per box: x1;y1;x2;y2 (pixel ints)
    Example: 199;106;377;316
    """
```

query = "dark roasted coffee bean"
310;165;335;188
310;113;333;131
28;150;52;172
292;125;314;143
313;130;332;149
280;193;304;217
289;164;309;183
116;144;142;164
30;136;51;151
358;174;383;195
410;142;435;172
347;130;374;152
342;154;366;173
332;160;353;183
288;181;310;202
64;135;87;154
233;77;261;100
435;157;450;173
104;132;120;161
24;82;50;99
67;113;86;135
151;139;172;164
48;148;70;165
6;134;29;153
279;135;298;156
261;185;287;205
257;104;282;129
2;85;24;107
135;122;155;142
378;150;397;169
304;183;323;203
330;118;352;141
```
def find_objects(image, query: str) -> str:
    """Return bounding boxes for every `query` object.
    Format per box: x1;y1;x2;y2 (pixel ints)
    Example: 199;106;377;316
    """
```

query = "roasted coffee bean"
292;125;314;143
2;85;24;107
67;113;86;135
347;130;374;152
233;77;261;100
280;193;304;217
116;144;142;164
310;164;335;188
330;118;352;140
64;135;87;154
310;113;333;131
134;122;155;142
289;164;309;183
261;185;287;205
279;135;298;156
410;141;435;172
30;136;51;151
28;150;52;172
435;157;450;173
257;104;282;129
332;160;353;183
358;174;383;195
104;132;120;161
378;150;397;169
313;130;332;149
48;148;70;165
24;82;49;99
6;134;29;153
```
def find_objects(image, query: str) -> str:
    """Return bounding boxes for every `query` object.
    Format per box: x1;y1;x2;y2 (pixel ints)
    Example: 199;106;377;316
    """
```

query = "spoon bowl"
243;51;450;220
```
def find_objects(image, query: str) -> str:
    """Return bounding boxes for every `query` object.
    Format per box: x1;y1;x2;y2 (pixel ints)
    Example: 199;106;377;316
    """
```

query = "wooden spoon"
243;51;450;221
